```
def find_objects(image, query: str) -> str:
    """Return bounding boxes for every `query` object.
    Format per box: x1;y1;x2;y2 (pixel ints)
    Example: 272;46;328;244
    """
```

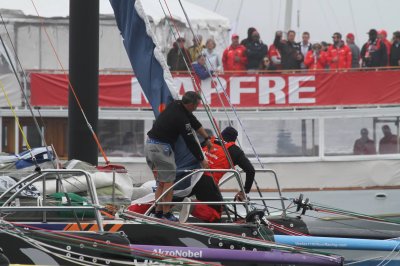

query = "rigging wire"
347;0;359;45
28;0;110;165
0;15;45;170
376;242;400;266
326;0;342;34
317;1;334;37
344;256;388;266
0;84;91;192
0;13;68;173
2;221;210;265
179;0;270;196
158;0;235;168
249;205;400;266
276;0;283;30
234;0;244;30
0;0;104;230
122;210;339;259
0;84;93;197
0;14;47;146
247;199;400;239
0;81;36;164
177;0;271;209
310;201;400;225
213;0;221;12
374;0;384;28
154;1;250;210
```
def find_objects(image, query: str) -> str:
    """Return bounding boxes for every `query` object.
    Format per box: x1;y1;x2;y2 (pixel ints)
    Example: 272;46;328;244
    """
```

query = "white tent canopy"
140;0;230;56
142;0;230;30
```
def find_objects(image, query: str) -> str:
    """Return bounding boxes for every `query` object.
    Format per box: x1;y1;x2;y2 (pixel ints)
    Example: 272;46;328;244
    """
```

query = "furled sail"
110;0;201;184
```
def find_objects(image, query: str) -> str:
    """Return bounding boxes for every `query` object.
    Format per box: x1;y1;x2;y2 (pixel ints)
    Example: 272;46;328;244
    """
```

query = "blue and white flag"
110;0;200;183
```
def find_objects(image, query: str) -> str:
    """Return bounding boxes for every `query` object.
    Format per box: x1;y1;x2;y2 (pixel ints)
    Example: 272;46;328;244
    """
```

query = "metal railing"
143;168;287;219
219;168;287;217
0;169;104;231
144;168;248;216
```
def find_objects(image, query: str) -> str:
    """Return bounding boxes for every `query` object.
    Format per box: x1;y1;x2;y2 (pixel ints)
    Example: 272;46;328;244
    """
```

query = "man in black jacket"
274;30;303;70
361;29;388;67
167;37;191;71
390;31;400;67
145;91;211;221
243;30;268;71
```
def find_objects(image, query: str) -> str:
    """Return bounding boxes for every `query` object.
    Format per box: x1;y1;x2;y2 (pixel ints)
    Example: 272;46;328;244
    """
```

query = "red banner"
30;71;400;108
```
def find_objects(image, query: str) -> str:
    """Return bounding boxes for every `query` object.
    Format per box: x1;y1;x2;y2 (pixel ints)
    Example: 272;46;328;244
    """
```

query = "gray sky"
0;0;399;46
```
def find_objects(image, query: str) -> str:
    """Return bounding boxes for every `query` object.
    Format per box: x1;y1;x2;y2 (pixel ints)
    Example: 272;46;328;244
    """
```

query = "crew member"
207;127;255;200
145;91;211;221
179;126;255;223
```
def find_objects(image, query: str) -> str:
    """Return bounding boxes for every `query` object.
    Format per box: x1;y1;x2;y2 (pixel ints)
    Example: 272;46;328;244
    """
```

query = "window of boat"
201;119;319;157
325;116;400;156
98;120;144;157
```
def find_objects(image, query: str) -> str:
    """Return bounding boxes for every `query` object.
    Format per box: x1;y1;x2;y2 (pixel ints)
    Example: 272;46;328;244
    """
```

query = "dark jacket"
361;38;388;67
274;35;303;69
147;100;204;161
240;27;257;47
353;138;376;155
167;45;191;71
244;41;268;70
379;134;398;154
390;42;400;66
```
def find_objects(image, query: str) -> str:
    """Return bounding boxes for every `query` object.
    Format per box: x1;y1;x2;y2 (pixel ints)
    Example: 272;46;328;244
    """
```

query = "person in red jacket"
179;127;255;223
378;29;391;64
304;43;328;70
222;34;247;72
327;32;352;70
268;31;283;70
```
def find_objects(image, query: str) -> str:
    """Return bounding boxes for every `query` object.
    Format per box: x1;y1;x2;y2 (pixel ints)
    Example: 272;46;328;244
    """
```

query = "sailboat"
1;0;400;265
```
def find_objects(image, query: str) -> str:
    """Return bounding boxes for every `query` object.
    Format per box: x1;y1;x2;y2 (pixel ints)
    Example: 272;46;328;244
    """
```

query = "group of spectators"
353;125;399;155
166;28;400;77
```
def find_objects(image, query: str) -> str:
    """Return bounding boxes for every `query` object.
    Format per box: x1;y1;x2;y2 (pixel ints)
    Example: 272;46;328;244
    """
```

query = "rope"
311;202;400;226
158;0;222;141
250;199;400;239
376;242;400;266
122;210;339;259
0;79;39;169
158;0;246;199
2;221;209;265
29;0;110;164
176;0;272;210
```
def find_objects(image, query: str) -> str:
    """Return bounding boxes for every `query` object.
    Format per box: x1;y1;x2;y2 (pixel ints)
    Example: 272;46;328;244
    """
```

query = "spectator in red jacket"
304;43;328;70
268;31;283;70
378;29;391;63
222;34;247;72
327;32;352;69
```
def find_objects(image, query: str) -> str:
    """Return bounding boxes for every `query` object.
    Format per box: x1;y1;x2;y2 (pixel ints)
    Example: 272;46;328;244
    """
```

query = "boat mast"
68;0;99;165
283;0;293;36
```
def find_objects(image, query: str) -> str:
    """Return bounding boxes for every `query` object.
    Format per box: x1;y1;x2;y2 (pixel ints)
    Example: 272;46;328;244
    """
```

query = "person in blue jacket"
192;54;213;80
